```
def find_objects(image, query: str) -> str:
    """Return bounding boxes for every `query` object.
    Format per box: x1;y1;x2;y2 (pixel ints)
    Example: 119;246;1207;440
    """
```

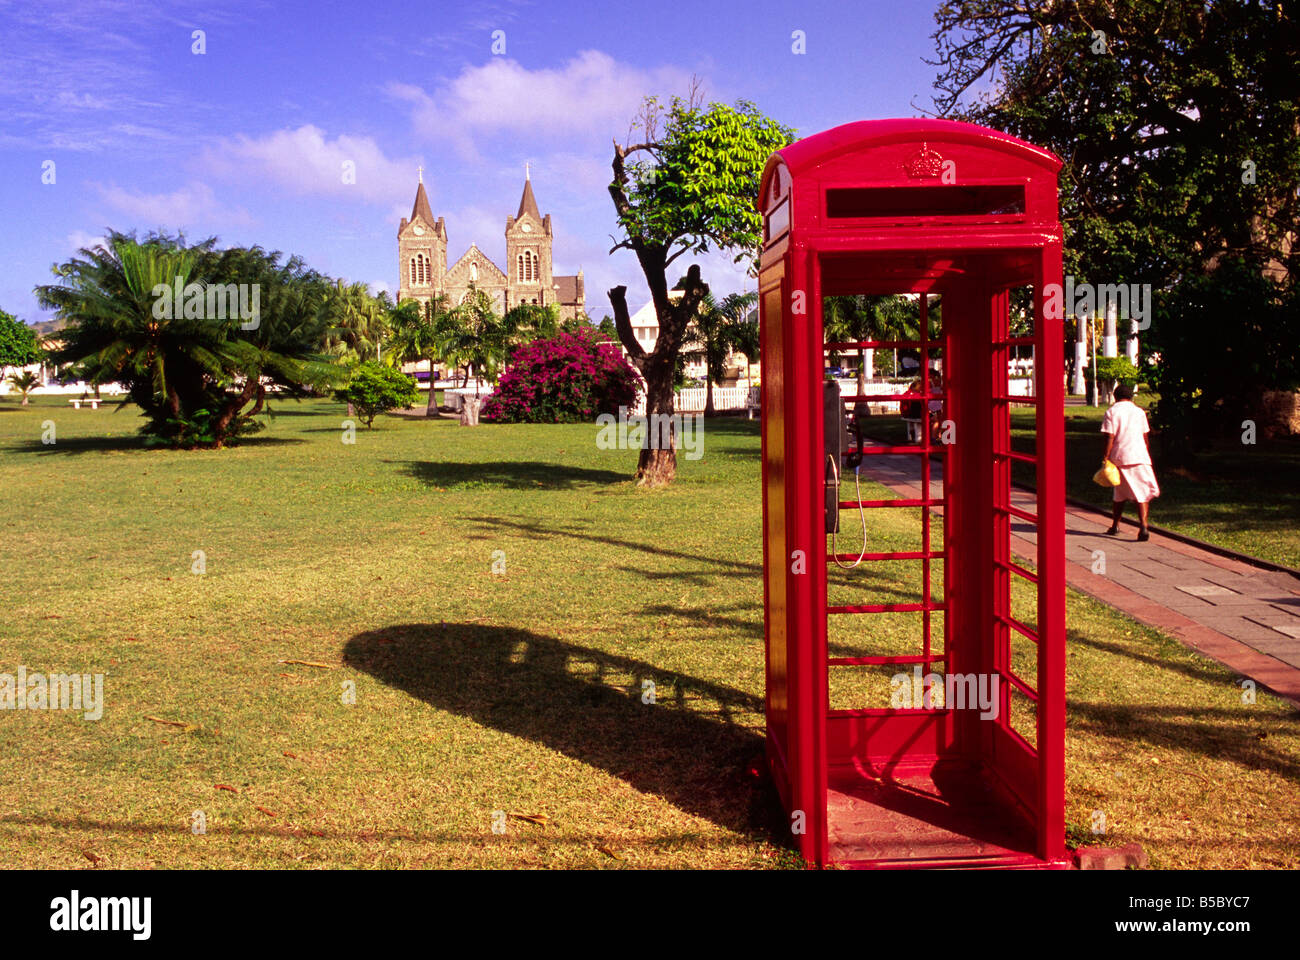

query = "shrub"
335;362;419;427
1088;356;1141;385
1086;356;1142;402
482;329;642;423
0;310;41;368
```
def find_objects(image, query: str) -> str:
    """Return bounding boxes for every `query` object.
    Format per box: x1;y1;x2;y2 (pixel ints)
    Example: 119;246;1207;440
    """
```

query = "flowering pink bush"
481;328;643;423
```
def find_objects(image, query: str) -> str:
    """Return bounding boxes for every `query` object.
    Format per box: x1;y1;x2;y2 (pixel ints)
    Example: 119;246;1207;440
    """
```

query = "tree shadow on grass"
343;621;785;839
4;434;305;455
261;405;341;417
393;460;629;490
637;602;765;639
1067;699;1300;786
465;516;764;573
1068;629;1267;689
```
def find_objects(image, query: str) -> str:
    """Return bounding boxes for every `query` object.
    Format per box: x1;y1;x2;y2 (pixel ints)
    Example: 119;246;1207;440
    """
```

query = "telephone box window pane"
826;185;1025;219
765;198;790;243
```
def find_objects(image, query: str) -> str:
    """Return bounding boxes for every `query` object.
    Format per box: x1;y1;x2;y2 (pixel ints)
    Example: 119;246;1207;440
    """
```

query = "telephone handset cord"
829;454;869;569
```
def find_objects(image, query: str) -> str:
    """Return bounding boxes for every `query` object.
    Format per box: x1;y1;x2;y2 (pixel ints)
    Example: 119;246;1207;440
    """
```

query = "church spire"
516;168;541;222
410;171;434;225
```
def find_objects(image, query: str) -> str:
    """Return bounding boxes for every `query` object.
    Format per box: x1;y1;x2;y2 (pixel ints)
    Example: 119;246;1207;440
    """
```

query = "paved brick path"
856;454;1300;704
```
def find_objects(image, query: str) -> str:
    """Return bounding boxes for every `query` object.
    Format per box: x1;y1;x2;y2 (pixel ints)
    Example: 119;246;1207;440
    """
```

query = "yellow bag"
1093;460;1121;487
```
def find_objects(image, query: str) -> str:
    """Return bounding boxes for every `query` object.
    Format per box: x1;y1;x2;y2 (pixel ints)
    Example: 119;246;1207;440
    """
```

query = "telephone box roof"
760;118;1062;202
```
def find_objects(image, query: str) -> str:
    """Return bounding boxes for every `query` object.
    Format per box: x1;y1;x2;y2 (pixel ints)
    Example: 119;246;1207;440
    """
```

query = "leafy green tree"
0;309;41;369
36;231;338;448
1150;258;1298;450
6;370;39;405
685;290;756;416
929;0;1300;454
595;315;619;342
335;362;419;427
607;88;794;485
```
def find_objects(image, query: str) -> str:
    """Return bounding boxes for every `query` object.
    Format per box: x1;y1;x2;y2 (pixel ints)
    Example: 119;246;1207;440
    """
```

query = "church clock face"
520;222;532;233
412;225;424;236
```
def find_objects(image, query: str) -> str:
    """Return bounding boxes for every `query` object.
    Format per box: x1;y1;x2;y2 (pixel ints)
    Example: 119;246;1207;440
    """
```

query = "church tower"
397;168;447;310
504;164;553;309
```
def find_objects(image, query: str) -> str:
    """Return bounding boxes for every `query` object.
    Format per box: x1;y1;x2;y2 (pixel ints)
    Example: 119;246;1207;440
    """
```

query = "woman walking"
1101;383;1160;542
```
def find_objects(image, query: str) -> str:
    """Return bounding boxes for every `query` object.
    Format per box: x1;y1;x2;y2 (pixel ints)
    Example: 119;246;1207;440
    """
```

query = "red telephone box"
758;119;1068;868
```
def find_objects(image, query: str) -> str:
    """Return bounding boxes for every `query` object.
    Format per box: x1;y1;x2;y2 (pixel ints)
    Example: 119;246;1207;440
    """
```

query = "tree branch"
607;285;645;362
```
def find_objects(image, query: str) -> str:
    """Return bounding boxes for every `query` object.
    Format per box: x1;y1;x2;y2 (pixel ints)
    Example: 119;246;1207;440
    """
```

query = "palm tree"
686;290;756;416
823;295;919;392
503;302;560;347
37;231;337;447
388;295;449;415
727;303;760;404
324;280;392;364
436;287;507;399
38;234;221;429
6;370;38;405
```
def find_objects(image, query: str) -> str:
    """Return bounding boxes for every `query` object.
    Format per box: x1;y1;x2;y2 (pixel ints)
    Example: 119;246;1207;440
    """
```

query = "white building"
623;292;750;383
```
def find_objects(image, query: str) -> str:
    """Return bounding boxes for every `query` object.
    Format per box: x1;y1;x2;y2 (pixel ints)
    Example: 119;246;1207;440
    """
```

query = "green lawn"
860;394;1300;569
2;396;1297;868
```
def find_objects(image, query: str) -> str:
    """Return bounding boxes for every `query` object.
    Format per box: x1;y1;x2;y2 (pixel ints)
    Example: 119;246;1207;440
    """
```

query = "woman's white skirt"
1114;463;1161;503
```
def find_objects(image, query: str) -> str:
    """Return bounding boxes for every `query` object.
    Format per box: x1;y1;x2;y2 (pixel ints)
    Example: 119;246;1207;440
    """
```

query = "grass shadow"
3;434;306;455
1067;629;1241;688
395;460;629;490
1067;700;1300;786
342;621;784;839
466;516;763;572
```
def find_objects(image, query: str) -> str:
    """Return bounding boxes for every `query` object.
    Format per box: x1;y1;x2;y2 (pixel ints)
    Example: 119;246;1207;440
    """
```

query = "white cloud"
67;230;108;253
203;125;418;206
389;51;697;157
94;181;251;229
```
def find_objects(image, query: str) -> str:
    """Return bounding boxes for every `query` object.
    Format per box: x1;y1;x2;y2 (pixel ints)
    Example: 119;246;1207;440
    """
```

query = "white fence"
0;377;126;397
625;373;1036;418
630;384;759;416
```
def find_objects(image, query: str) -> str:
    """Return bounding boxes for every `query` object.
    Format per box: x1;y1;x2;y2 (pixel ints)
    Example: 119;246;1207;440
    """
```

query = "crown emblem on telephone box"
905;142;945;178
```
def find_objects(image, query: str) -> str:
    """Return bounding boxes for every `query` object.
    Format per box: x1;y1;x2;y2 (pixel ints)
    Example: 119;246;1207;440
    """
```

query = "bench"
69;398;101;410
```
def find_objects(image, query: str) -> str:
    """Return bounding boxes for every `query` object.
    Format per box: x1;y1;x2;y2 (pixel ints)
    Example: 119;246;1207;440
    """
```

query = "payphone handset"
823;380;869;567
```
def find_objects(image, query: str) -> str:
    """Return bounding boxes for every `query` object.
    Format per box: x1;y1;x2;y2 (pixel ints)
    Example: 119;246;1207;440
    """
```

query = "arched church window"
409;257;417;285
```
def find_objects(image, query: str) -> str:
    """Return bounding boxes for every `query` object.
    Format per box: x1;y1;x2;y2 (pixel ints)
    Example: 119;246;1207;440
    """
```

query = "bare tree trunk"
704;373;715;417
211;378;259;447
607;265;708;487
426;355;439;416
638;356;677;486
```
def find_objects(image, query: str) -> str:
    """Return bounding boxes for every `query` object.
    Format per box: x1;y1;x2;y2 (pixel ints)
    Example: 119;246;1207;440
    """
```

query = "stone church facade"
397;169;585;320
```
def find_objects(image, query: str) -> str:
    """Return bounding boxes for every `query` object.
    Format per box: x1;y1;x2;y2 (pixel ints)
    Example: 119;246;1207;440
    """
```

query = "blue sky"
0;0;948;324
